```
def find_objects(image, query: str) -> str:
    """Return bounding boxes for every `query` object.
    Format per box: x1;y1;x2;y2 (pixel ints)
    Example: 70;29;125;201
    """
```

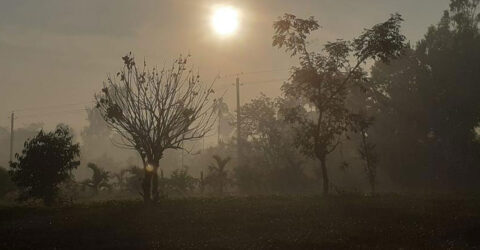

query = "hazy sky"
0;0;449;132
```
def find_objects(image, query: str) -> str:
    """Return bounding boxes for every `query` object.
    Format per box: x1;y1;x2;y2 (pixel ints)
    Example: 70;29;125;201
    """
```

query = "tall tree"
95;53;215;203
9;125;80;206
352;113;378;194
370;0;480;190
273;13;405;194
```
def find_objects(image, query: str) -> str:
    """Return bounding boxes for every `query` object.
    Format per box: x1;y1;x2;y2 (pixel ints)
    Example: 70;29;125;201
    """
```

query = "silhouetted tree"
351;113;378;194
8;125;80;206
370;0;480;190
273;13;406;194
82;163;112;194
205;155;231;195
95;53;216;203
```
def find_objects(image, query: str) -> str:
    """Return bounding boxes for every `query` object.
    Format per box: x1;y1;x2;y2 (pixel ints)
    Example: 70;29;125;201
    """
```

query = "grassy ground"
1;195;480;249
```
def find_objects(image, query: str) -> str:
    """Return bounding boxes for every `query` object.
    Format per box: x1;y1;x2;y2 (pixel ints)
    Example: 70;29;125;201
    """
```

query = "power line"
218;68;290;79
242;78;288;85
16;108;89;119
13;101;95;113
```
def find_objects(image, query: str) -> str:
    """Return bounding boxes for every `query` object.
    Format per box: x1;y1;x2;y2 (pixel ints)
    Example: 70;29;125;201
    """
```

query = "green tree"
273;13;406;194
370;0;480;190
9;125;80;206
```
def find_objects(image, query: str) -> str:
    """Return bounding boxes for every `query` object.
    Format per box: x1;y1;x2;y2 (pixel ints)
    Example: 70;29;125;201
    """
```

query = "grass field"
1;195;480;249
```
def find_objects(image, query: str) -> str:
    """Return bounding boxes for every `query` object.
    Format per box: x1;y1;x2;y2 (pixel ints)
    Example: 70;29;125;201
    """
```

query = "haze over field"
3;1;480;248
0;0;448;131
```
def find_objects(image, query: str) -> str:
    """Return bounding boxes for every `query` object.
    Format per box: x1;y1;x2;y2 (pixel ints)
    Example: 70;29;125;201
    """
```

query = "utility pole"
9;112;14;163
236;77;241;166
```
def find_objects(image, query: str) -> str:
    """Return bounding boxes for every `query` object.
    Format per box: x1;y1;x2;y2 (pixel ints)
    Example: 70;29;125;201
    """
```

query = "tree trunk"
152;166;159;202
142;170;153;204
320;156;329;195
143;160;160;204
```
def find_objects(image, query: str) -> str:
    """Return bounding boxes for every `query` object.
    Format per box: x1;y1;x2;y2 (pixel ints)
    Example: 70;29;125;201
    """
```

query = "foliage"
273;13;406;194
0;166;15;198
82;163;112;194
58;177;81;205
8;125;80;206
95;53;216;203
351;113;378;194
167;168;197;196
234;164;268;195
235;95;310;194
0;123;42;168
369;0;480;190
205;155;231;195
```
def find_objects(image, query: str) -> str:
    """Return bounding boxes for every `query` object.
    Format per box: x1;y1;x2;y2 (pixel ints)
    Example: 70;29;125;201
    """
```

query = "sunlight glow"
146;164;154;172
211;6;239;36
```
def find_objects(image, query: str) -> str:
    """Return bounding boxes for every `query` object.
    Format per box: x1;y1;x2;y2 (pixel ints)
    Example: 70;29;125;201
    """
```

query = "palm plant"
82;163;112;194
205;155;231;195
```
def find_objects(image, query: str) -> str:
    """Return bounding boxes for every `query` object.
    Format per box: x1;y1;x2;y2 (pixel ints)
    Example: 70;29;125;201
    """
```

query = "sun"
211;6;239;36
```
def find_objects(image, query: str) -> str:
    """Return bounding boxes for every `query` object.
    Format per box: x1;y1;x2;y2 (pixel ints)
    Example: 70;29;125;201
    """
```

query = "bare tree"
95;53;216;203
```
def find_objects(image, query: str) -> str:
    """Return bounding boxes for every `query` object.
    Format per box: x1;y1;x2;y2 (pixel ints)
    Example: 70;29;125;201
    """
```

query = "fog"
1;0;447;131
3;1;480;248
0;0;451;188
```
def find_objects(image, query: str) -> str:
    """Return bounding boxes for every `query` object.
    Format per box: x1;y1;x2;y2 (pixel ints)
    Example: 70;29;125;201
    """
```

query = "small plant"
205;155;231;196
167;168;197;197
81;163;112;194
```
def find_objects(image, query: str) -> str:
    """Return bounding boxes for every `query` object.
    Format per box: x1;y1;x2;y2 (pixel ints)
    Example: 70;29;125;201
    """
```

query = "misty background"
0;0;449;183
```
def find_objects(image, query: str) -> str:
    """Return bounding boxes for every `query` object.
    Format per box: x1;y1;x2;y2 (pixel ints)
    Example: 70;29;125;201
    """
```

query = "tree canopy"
273;13;406;194
9;125;80;206
95;53;216;203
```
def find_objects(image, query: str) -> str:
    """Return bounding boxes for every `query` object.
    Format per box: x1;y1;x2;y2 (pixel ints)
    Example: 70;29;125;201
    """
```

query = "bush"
9;125;80;206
